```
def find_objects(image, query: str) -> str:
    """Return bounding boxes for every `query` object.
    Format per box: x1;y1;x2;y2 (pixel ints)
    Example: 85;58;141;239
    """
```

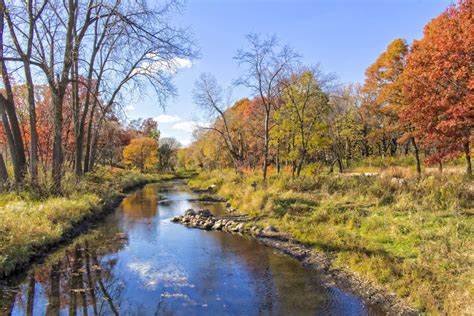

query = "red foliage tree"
400;0;473;175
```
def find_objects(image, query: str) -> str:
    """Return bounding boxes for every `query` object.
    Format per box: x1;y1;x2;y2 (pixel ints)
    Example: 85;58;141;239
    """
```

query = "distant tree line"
183;1;472;179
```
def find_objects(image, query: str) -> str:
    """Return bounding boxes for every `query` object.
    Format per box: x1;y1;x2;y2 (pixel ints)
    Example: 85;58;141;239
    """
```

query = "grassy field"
0;167;177;277
188;167;473;314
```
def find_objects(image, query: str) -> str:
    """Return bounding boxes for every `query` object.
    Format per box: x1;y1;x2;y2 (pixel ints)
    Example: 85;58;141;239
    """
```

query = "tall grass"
0;167;177;277
190;169;474;314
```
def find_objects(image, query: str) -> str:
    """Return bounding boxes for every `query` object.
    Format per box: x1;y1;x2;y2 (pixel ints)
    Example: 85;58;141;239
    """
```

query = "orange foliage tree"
122;137;158;172
401;0;473;175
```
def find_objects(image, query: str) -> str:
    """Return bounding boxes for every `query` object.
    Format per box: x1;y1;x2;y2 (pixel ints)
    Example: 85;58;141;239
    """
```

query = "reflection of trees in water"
2;226;128;315
120;185;158;219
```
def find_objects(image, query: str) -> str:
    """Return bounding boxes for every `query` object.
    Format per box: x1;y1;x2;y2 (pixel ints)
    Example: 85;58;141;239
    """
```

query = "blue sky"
126;0;452;146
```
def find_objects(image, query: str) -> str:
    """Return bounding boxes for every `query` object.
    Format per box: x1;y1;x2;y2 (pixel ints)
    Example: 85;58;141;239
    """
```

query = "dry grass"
0;167;177;277
189;169;474;314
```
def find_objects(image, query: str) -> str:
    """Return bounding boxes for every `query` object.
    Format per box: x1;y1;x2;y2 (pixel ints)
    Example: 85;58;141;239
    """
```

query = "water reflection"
1;180;378;315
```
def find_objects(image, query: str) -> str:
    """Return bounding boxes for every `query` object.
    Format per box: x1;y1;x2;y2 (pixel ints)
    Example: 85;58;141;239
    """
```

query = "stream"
0;180;381;315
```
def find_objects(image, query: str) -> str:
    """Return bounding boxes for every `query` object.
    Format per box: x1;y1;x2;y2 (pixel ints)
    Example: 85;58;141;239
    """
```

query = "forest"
0;0;472;315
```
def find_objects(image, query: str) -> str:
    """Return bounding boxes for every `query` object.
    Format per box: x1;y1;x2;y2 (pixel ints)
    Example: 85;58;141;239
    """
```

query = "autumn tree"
362;38;408;157
123;138;158;172
274;68;331;177
193;73;246;169
401;0;473;176
327;84;366;172
235;34;299;181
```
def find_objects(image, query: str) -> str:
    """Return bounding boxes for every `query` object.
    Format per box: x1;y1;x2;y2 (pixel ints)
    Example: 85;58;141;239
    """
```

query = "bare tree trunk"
412;137;421;175
262;109;270;182
24;66;39;185
52;92;64;193
464;142;472;176
337;157;343;173
0;153;8;183
83;102;96;173
296;151;306;178
0;5;27;184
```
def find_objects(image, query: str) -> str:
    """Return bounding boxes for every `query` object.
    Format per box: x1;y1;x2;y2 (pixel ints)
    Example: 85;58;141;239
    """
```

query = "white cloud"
127;260;193;290
155;114;181;124
171;57;193;71
172;121;208;133
133;56;193;76
180;138;192;147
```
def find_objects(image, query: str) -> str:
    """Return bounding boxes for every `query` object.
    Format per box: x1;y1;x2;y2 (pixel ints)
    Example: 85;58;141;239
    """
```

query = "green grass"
189;169;474;314
0;167;178;277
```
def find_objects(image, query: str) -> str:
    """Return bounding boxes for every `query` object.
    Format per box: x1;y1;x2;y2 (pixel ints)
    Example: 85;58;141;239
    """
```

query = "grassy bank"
0;167;177;277
189;169;473;314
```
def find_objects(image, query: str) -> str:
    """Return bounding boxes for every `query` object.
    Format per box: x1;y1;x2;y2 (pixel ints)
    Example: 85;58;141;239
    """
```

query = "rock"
264;225;277;233
203;221;214;230
182;216;190;223
171;216;180;223
185;209;196;216
225;202;231;208
198;209;212;218
212;222;223;230
235;223;244;232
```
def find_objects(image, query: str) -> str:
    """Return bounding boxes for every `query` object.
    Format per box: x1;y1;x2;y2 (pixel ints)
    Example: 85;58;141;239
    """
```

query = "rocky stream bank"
171;206;418;316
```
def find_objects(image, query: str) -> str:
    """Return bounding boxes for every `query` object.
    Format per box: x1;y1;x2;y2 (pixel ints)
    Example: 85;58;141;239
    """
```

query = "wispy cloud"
133;56;193;76
172;121;208;133
155;114;181;124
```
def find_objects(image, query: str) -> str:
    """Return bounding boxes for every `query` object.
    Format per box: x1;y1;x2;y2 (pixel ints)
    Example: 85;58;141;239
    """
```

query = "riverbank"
171;209;417;315
187;169;473;314
0;167;181;278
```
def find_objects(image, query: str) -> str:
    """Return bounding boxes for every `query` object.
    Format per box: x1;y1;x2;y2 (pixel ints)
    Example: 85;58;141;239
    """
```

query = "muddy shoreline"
172;209;418;315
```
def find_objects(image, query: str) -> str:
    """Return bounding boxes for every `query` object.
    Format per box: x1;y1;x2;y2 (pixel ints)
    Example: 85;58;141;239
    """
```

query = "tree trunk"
337;157;343;173
438;161;443;173
23;65;39;186
464;142;472;176
296;151;306;178
0;153;8;183
83;103;96;173
52;92;64;193
262;110;270;182
412;137;421;175
0;8;27;184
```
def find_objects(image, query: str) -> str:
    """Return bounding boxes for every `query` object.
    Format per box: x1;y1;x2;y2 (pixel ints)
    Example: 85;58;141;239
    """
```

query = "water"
1;180;379;315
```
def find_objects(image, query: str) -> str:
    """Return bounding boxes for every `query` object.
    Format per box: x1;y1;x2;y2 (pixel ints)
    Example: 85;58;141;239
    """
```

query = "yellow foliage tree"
122;137;158;172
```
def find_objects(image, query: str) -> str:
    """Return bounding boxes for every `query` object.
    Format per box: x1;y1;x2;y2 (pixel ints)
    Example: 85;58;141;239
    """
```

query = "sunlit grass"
190;168;474;314
0;167;178;277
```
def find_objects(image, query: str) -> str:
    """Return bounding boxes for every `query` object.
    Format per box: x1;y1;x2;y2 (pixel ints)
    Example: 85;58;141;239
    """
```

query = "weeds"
191;169;474;314
0;167;178;277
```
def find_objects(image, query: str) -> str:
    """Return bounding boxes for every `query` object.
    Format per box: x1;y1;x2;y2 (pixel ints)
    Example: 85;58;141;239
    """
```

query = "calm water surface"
1;180;380;315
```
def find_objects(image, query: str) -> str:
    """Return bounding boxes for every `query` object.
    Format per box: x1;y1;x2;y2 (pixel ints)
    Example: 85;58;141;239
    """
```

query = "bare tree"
235;34;299;181
0;2;27;184
193;73;245;168
2;0;47;186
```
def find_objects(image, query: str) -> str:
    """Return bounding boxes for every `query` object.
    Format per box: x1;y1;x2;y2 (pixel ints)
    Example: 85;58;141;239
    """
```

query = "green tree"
274;69;330;177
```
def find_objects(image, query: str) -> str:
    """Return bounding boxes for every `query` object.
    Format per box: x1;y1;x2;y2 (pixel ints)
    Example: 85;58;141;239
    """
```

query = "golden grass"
190;169;474;314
